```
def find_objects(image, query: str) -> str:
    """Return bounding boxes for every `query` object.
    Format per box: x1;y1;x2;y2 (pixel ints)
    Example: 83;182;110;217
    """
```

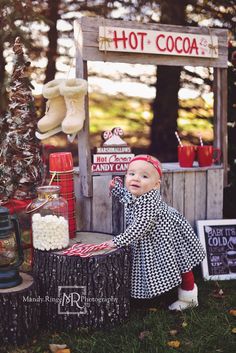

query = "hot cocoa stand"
73;17;228;232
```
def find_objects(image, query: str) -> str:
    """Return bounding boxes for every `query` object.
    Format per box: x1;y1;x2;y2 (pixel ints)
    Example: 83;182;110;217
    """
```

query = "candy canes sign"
99;27;218;58
92;127;134;173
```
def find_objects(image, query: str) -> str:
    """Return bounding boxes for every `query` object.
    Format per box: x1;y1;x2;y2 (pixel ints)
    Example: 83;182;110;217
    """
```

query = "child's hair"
128;154;162;179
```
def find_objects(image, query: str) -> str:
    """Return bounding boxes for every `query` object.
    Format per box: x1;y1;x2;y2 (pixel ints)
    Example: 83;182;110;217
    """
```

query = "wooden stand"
33;232;131;331
0;272;40;345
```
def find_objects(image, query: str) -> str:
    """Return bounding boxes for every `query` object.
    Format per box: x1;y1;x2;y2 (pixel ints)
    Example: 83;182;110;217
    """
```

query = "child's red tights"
181;271;194;290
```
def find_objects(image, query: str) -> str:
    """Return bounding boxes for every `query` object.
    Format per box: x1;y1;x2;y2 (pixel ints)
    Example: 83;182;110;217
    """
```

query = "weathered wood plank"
206;169;224;219
75;17;228;68
74;20;92;198
92;175;112;233
161;172;173;205
195;171;207;222
172;172;185;214
112;175;125;235
184;172;195;227
74;171;92;231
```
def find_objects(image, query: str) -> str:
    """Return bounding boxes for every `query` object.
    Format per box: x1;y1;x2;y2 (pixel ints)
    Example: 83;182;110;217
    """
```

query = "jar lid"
36;186;61;193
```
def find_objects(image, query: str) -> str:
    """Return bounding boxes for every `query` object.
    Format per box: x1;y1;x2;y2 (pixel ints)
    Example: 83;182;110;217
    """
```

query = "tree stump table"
33;232;131;331
0;272;40;345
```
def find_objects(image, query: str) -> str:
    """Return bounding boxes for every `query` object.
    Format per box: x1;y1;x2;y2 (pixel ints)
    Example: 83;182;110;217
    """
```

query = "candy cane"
61;242;112;257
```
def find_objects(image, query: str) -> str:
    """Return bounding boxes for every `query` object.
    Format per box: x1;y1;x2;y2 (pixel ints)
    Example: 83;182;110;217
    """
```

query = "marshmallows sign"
99;27;218;58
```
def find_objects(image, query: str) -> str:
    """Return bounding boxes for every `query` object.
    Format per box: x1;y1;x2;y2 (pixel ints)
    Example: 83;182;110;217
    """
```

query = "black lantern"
0;207;24;289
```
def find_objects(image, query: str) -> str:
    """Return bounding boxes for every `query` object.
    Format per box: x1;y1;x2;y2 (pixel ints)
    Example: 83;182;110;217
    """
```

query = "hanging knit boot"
37;79;66;133
168;284;198;311
59;78;88;134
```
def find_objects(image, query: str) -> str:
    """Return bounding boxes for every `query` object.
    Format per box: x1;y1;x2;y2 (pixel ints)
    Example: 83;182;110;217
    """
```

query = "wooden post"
213;67;228;186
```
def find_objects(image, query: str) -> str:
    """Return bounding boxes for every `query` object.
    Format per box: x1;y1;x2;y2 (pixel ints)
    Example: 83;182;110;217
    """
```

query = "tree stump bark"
0;272;40;345
33;231;131;331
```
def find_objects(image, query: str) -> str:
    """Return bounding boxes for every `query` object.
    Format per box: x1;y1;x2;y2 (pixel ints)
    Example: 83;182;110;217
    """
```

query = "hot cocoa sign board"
197;219;236;280
99;27;218;58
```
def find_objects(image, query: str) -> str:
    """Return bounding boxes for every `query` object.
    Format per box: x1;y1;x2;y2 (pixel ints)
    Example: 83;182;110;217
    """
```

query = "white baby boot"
37;79;66;133
59;78;88;134
168;284;198;311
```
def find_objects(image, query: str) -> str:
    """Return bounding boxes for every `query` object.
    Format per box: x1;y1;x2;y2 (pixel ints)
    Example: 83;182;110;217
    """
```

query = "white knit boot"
59;78;88;134
37;79;66;133
168;284;198;311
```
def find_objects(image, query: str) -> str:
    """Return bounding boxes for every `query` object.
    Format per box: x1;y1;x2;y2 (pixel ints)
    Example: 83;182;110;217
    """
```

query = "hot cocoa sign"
99;27;218;58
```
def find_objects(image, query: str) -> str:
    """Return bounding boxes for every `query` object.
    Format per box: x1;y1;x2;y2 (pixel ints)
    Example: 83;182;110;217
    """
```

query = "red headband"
129;155;162;178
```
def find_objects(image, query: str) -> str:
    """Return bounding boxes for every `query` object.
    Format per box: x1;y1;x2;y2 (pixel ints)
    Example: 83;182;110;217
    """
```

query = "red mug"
197;146;221;167
178;146;196;168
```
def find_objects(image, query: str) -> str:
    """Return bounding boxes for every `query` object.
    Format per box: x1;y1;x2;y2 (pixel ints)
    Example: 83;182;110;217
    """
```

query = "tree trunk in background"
0;42;7;116
44;0;60;84
150;0;188;162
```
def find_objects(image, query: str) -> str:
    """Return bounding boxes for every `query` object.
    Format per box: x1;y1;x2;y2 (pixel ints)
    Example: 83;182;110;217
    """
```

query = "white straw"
175;131;183;147
198;134;203;146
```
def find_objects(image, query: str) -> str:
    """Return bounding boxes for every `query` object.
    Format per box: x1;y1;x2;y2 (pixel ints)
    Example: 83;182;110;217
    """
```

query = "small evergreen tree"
0;37;43;202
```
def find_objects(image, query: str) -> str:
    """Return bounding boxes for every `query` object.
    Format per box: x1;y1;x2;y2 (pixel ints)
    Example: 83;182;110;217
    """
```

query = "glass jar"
28;186;69;251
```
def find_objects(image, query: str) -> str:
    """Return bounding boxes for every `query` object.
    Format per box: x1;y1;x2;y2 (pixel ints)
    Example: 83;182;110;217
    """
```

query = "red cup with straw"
175;131;196;168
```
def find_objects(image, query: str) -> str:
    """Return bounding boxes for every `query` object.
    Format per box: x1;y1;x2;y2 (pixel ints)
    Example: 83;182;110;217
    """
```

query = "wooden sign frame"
197;219;236;280
74;16;228;199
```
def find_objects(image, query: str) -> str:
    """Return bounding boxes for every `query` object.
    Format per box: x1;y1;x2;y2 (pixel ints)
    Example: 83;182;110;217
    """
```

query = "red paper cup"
49;152;73;172
178;146;196;168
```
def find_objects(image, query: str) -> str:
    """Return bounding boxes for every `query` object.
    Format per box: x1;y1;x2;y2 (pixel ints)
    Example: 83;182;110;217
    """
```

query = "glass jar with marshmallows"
27;186;69;251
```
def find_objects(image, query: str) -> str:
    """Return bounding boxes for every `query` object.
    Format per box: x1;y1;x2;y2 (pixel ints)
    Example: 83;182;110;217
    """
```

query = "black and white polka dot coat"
112;183;206;299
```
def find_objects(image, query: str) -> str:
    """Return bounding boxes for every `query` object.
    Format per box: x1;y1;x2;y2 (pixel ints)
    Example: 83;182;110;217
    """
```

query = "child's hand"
109;176;123;195
106;239;117;248
100;240;117;248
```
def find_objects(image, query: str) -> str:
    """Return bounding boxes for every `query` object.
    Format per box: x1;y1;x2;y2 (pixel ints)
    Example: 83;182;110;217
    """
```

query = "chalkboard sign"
196;219;236;280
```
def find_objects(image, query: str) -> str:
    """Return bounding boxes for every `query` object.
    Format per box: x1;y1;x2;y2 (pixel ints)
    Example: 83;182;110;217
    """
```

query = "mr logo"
58;286;87;315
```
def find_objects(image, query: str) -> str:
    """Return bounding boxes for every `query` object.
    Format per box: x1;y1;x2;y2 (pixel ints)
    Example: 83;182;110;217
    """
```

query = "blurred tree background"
0;0;235;179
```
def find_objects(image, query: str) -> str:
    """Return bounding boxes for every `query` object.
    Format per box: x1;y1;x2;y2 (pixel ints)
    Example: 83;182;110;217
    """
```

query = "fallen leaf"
49;344;67;353
211;289;225;299
56;349;71;353
182;321;188;328
229;309;236;316
167;340;181;348
231;328;236;334
169;329;178;336
139;330;152;340
148;307;158;312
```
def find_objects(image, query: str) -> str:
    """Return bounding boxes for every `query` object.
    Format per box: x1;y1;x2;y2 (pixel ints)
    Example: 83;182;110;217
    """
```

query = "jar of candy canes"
27;186;69;251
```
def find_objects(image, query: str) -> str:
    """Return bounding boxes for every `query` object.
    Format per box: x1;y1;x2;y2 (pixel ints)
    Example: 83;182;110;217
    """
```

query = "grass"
3;280;236;353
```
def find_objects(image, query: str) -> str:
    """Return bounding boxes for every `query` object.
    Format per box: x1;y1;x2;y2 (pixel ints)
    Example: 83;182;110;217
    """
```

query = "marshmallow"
32;213;69;250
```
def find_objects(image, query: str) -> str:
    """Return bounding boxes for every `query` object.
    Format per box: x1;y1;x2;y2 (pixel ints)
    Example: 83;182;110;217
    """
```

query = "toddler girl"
105;154;206;310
